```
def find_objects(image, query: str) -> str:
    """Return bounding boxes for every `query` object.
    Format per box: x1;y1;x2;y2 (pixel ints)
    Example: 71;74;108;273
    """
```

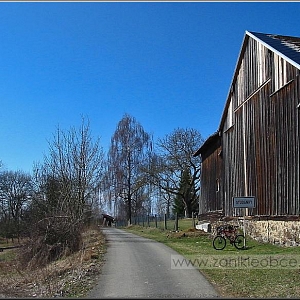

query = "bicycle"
212;224;245;250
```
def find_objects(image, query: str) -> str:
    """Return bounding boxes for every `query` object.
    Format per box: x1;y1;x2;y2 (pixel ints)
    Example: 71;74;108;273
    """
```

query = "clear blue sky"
1;1;300;174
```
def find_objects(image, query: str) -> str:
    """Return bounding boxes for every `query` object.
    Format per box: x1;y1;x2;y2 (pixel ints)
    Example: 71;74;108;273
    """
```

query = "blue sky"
1;1;300;174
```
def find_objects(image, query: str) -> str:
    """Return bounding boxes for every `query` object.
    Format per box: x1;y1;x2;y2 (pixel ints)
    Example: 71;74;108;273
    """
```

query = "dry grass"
0;225;107;298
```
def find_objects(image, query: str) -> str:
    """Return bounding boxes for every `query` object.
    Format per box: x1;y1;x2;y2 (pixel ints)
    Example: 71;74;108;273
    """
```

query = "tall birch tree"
106;113;152;225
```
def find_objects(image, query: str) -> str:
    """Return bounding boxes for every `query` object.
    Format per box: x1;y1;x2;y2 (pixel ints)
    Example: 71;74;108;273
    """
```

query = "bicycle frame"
217;225;237;243
213;224;245;250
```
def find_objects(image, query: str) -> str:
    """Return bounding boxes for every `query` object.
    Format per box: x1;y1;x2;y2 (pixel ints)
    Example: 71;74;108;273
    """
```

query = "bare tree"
148;128;204;218
33;120;102;217
23;118;105;267
106;113;153;225
0;170;33;241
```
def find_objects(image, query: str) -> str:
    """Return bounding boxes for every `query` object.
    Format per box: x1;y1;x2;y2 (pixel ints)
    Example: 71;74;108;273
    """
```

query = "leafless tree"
33;118;104;222
23;118;105;266
0;170;33;241
148;128;204;218
106;113;153;225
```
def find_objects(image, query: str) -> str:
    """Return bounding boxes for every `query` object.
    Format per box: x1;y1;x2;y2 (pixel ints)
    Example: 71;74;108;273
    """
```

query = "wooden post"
155;214;157;228
243;208;248;249
164;213;167;230
192;212;195;228
175;212;178;231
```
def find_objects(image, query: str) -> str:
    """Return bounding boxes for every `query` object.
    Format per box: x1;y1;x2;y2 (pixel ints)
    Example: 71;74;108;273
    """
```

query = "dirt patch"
167;227;209;238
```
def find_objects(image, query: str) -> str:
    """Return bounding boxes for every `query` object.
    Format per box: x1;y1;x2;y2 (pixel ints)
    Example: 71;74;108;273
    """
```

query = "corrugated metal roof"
247;31;300;70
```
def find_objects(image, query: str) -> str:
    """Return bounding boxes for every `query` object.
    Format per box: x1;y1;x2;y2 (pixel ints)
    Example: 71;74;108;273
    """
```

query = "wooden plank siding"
198;135;222;214
196;33;300;218
224;83;274;216
269;75;300;216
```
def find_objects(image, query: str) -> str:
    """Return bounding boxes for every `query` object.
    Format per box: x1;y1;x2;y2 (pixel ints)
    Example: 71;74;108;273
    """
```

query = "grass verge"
122;223;300;298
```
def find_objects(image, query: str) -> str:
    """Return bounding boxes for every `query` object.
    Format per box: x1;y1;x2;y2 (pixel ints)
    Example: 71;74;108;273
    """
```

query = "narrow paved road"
87;227;220;298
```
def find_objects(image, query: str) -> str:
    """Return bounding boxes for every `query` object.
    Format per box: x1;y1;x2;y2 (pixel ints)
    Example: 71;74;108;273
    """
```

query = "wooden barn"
194;31;300;218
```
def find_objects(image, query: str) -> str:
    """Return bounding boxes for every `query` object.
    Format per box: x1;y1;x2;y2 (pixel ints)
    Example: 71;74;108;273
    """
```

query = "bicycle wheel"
234;234;245;250
213;235;226;250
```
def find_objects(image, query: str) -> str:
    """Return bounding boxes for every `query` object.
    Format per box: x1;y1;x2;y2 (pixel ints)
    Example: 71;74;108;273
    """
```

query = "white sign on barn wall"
233;196;256;208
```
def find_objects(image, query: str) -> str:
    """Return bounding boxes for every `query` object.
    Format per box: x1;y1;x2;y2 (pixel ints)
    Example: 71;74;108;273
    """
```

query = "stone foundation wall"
210;218;300;247
245;220;300;246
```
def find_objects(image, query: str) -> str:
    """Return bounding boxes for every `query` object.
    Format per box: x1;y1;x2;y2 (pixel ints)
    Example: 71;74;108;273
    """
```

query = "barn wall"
199;144;222;214
220;36;300;217
269;75;300;215
232;37;271;106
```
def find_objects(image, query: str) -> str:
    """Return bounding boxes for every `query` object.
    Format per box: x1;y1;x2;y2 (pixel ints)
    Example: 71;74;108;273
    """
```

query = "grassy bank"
122;220;300;298
0;226;107;298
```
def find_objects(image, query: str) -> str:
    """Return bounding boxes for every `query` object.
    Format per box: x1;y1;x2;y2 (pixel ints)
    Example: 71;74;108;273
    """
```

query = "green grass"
0;249;16;262
122;222;300;298
139;217;197;232
0;238;20;262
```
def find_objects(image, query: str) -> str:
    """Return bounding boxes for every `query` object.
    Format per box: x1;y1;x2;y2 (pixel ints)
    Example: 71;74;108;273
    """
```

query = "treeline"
0;113;204;267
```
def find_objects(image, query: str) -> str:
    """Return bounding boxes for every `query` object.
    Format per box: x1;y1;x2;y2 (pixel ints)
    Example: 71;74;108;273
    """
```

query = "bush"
17;216;83;270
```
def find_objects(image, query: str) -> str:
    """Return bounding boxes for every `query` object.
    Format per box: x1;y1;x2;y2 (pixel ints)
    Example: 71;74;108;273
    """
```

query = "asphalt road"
87;227;220;298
